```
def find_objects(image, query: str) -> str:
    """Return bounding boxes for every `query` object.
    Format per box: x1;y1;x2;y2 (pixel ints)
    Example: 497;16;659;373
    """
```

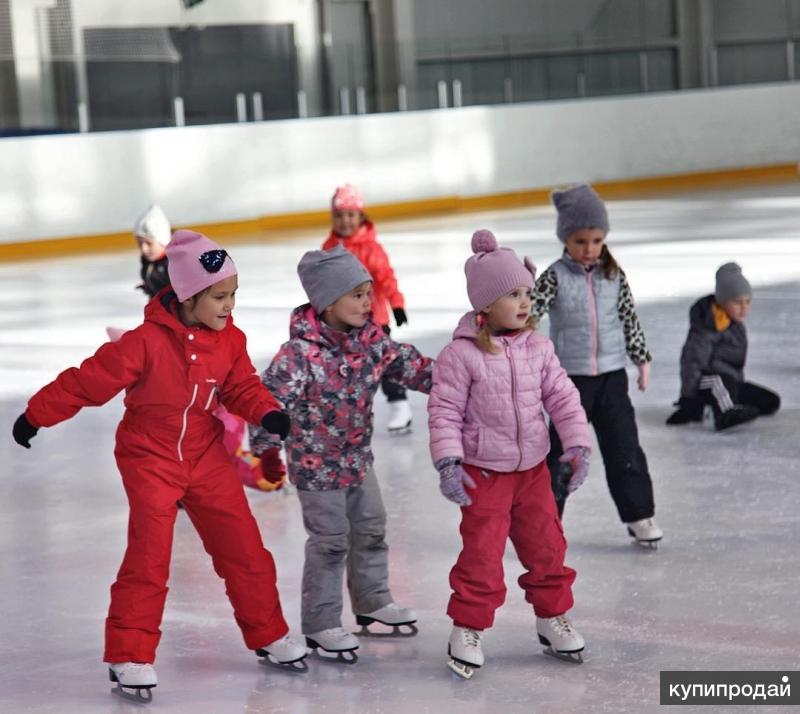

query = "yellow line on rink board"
1;163;797;263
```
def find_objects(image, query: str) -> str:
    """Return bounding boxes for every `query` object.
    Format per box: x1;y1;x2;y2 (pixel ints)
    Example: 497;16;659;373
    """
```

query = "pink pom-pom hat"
464;229;536;312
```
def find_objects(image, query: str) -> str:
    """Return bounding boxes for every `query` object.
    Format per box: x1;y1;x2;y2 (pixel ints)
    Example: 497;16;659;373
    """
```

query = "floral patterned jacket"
250;304;432;490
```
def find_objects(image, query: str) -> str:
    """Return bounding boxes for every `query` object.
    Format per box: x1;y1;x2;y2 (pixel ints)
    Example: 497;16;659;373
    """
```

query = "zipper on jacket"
177;384;199;462
203;385;217;411
505;341;524;471
585;270;599;375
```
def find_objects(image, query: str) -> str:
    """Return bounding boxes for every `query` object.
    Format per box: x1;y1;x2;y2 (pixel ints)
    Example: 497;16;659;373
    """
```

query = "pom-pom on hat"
552;184;609;242
715;262;752;304
464;229;536;312
133;204;171;246
297;244;373;313
166;230;237;302
331;184;365;213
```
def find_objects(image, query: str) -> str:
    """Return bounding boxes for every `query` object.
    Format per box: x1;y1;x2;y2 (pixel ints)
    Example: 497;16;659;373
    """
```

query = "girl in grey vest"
532;184;662;548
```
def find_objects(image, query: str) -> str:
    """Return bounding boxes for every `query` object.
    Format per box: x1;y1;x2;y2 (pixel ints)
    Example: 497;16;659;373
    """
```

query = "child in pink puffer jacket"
428;230;592;678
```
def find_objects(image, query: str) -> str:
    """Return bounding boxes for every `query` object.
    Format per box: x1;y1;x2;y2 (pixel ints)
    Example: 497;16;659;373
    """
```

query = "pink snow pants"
103;423;288;664
447;460;576;630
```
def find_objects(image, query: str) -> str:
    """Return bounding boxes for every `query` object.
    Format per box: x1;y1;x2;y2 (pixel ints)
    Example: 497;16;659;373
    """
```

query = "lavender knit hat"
166;230;237;301
552;184;609;242
464;230;536;312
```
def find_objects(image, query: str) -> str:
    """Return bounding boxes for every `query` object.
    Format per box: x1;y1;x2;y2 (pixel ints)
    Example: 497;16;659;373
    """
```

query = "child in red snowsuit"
321;184;413;434
11;230;306;697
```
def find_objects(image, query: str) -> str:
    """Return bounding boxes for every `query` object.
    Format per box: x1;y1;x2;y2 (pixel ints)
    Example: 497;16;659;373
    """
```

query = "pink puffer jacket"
429;312;590;472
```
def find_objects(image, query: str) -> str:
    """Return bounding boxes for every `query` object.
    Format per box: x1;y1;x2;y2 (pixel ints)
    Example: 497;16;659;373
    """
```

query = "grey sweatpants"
297;467;393;634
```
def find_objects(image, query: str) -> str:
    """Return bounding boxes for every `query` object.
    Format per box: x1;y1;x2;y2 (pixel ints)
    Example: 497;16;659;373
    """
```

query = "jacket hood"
288;303;382;351
326;220;375;246
451;310;533;347
145;287;232;335
689;294;717;331
453;311;480;340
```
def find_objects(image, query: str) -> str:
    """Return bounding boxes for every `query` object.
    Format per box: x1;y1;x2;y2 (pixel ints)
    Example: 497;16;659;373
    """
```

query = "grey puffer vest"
548;255;627;376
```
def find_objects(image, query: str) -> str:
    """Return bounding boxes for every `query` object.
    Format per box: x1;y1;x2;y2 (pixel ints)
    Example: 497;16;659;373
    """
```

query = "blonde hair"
475;314;538;354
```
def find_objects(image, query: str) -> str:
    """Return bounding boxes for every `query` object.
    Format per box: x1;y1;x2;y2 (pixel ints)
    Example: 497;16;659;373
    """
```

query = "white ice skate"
387;399;412;435
537;615;585;664
305;627;360;664
107;661;157;703
447;626;484;679
626;517;663;549
255;633;309;672
356;602;418;636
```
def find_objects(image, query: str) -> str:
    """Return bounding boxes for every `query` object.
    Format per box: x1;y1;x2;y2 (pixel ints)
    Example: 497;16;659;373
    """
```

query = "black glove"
13;413;38;448
665;397;703;425
392;307;408;327
261;410;291;440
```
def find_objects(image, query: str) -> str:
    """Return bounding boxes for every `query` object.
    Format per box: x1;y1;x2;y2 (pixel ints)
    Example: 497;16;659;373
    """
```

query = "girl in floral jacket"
250;245;432;662
428;230;591;678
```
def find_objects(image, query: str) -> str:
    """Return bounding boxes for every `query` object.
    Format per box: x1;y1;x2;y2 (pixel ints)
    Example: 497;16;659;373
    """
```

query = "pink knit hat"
464;230;536;312
166;230;237;301
331;184;365;213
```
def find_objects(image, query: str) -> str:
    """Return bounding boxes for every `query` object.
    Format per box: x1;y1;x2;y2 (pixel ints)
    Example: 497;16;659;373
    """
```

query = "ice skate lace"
462;628;481;648
549;616;575;636
321;627;350;642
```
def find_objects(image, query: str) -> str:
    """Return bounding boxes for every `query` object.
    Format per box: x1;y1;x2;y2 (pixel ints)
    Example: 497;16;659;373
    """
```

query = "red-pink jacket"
428;312;591;472
322;221;404;326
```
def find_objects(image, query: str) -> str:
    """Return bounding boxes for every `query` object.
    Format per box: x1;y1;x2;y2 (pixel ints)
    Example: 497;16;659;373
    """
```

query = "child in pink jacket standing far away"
428;230;592;679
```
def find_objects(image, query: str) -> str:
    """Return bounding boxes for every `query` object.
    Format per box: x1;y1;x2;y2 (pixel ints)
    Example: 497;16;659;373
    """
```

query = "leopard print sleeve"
533;267;558;319
618;269;652;364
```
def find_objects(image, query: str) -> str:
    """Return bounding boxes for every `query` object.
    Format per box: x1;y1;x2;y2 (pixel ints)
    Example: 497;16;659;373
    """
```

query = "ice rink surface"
1;184;798;713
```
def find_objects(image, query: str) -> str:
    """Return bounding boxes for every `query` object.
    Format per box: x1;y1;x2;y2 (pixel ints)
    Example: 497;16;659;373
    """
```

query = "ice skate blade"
355;616;418;637
627;528;661;550
635;539;660;550
447;658;477;679
305;639;359;664
388;425;412;436
255;649;309;673
309;647;359;664
110;683;154;704
543;647;584;665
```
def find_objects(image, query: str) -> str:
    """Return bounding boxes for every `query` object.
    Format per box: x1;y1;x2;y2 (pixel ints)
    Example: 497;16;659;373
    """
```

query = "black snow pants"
547;368;655;524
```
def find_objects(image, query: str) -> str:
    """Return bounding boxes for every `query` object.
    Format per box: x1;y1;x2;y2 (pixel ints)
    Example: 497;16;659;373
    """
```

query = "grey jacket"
679;295;747;398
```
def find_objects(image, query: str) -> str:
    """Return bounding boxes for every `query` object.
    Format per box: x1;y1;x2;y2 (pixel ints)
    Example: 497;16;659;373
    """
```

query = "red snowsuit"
25;291;289;664
322;221;404;326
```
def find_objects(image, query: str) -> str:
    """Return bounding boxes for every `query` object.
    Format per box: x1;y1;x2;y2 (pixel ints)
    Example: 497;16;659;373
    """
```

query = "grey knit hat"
715;262;751;304
297;244;372;313
552;184;609;242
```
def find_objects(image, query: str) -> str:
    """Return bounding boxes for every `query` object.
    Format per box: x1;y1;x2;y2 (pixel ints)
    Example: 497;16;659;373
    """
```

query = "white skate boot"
255;633;308;671
305;627;360;664
356;602;418;636
387;399;412;435
626;517;663;549
537;615;585;664
107;662;157;703
447;626;484;679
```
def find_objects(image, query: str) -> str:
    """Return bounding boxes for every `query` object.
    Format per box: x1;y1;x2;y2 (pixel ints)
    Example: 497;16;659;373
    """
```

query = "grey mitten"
435;457;476;506
558;446;591;493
